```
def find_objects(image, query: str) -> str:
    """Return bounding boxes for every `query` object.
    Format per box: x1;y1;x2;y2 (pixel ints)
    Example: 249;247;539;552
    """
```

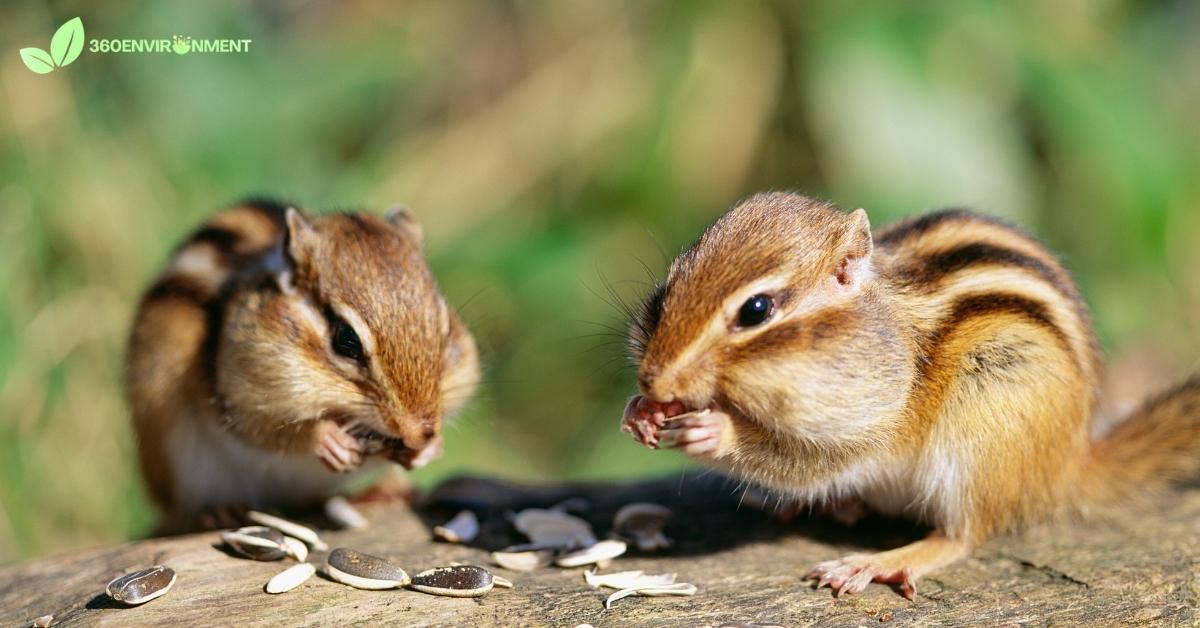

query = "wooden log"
1;474;1197;626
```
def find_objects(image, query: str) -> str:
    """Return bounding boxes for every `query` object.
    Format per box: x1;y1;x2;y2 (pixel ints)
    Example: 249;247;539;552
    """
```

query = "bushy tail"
1079;377;1200;510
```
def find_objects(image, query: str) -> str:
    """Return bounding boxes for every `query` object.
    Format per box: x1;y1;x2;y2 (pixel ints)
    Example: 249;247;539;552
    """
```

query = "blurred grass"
1;0;1198;563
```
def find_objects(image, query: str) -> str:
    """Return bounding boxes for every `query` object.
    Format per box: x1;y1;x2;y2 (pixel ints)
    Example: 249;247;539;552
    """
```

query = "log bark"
1;474;1197;627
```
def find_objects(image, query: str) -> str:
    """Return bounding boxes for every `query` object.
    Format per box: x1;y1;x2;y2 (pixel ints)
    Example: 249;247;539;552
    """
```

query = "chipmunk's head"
217;207;478;467
629;192;911;444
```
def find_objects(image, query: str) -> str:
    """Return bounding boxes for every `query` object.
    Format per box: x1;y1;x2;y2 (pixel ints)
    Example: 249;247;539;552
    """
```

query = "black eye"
736;294;773;328
331;320;365;362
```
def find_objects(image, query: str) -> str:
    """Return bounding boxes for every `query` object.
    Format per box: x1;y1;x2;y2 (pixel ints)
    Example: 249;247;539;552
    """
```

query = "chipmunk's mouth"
631;395;722;422
340;420;444;468
342;421;432;469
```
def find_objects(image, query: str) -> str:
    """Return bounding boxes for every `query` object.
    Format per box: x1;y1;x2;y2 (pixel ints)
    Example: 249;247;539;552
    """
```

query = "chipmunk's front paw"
808;554;916;600
314;420;364;473
657;408;731;460
620;396;672;449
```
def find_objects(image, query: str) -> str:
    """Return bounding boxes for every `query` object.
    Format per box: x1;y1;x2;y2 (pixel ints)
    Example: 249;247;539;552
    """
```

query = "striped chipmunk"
622;191;1200;599
126;199;479;531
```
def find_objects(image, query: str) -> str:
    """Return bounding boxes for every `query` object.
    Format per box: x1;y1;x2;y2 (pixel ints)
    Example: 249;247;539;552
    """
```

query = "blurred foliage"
1;0;1198;563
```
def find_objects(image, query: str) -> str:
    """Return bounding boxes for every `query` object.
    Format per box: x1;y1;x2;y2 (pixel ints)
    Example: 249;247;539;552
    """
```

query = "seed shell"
326;548;410;589
512;508;596;550
105;565;176;605
265;563;316;594
247;511;328;551
555;540;627;568
584;569;676;589
490;548;554;572
324;496;369;530
492;575;514;589
604;583;697;609
433;510;480;544
220;526;288;561
281;536;308;562
612;502;674;551
410;565;494;597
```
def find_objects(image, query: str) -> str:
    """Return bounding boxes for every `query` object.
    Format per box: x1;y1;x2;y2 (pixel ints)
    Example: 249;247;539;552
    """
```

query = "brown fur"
628;191;1199;595
126;199;479;528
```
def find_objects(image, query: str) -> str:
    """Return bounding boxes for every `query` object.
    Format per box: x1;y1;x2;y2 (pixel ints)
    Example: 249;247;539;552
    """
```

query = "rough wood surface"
1;474;1197;627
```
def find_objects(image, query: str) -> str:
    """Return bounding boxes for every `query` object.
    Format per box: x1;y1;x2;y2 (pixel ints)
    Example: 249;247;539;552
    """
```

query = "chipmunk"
126;199;479;530
622;191;1200;599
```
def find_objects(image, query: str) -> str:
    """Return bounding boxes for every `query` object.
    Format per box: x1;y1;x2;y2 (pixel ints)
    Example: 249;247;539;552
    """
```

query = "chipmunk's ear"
280;207;318;294
834;208;874;289
386;204;424;245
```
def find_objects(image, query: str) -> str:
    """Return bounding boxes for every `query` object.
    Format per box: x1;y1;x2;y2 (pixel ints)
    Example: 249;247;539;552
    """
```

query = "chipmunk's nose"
387;413;438;451
402;423;438;451
638;368;676;403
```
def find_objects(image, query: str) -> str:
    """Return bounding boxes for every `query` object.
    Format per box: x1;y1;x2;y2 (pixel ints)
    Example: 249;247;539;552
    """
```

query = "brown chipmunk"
622;191;1200;599
126;199;479;530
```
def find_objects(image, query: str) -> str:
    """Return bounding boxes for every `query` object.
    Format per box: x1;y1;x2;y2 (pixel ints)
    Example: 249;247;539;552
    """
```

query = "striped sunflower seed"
106;565;176;605
326;548;410;590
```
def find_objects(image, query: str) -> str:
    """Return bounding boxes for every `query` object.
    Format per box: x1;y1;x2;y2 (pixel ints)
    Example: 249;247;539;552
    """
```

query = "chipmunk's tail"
1077;377;1200;512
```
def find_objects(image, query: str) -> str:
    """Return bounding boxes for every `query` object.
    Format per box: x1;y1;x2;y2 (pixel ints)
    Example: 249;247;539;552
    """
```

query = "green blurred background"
1;0;1198;563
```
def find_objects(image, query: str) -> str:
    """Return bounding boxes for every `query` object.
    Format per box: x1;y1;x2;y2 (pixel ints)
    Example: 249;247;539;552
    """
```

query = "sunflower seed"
247;511;328;551
326;548;409;589
220;526;288;561
265;562;316;594
661;408;710;422
433;510;479;544
410;565;494;597
555;540;627;568
324;496;368;530
281;536;308;562
612;502;673;551
512;508;595;550
106;565;176;605
490;548;555;571
492;575;514;589
604;583;697;609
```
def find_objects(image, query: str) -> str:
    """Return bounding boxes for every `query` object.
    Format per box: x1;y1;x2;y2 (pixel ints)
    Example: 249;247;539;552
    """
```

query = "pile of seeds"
219;511;328;594
98;496;692;614
481;499;697;609
100;501;512;610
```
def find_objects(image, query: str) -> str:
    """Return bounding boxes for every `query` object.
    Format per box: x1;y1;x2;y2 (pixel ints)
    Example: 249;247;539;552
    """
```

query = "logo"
18;17;253;74
19;17;84;74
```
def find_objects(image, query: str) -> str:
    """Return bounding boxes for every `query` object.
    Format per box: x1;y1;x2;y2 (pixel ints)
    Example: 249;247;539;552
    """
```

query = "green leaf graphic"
50;17;84;67
19;47;55;74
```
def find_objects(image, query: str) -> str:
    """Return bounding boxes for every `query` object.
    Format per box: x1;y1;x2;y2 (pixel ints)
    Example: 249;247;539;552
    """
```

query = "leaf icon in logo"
50;17;84;67
20;47;55;74
172;36;191;55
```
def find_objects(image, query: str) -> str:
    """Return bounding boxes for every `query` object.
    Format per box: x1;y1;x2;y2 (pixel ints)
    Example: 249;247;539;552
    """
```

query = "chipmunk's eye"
331;320;365;362
736;294;773;328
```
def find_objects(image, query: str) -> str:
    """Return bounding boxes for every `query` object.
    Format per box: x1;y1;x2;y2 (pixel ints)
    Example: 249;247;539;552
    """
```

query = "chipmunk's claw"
657;408;730;460
315;421;363;473
809;556;916;600
659;419;719;457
